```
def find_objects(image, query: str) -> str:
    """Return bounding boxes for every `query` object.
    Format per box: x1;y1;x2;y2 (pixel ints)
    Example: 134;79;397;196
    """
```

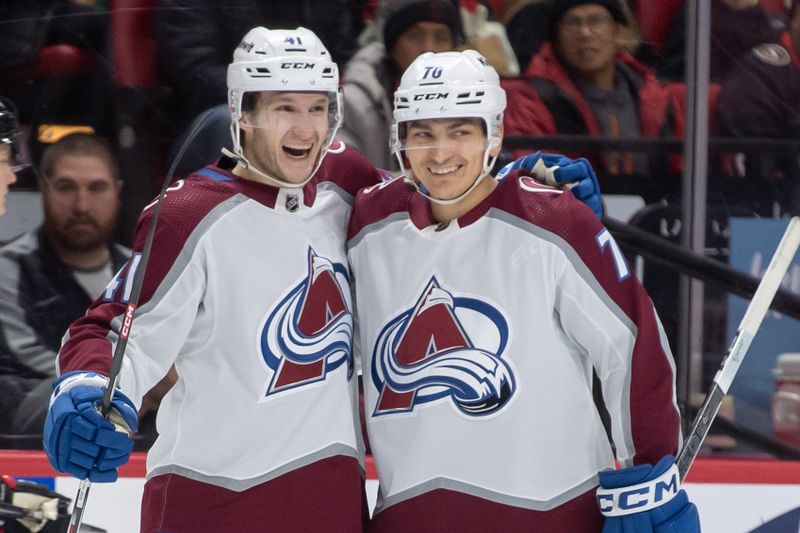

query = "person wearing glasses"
504;0;684;203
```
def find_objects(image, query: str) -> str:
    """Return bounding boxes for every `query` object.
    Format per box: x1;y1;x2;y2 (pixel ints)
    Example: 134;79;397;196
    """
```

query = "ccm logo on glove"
596;464;679;516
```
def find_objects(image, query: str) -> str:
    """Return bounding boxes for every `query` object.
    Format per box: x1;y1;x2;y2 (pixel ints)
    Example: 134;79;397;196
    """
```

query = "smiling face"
0;144;17;216
240;92;331;185
555;4;620;83
402;117;499;201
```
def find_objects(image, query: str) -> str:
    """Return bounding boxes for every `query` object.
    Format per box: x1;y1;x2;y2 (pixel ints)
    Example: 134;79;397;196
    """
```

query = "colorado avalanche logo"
260;247;352;397
371;277;515;417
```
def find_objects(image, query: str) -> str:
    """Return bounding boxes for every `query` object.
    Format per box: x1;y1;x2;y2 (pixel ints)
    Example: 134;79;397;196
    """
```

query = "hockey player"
43;27;380;532
347;50;700;532
0;97;26;216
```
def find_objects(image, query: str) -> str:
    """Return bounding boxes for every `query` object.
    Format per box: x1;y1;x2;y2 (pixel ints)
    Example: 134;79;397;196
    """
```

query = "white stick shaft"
714;217;800;393
677;216;800;480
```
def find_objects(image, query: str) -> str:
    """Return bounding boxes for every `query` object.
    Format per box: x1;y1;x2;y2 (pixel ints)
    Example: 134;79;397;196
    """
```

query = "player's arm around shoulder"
316;140;387;196
347;175;411;244
504;167;606;242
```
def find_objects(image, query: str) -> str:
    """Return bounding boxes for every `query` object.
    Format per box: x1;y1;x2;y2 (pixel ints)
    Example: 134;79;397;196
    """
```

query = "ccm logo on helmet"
281;62;315;69
413;92;449;101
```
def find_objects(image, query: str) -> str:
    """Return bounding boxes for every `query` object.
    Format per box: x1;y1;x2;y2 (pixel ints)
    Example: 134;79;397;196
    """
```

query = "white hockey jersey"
58;143;379;532
347;173;681;532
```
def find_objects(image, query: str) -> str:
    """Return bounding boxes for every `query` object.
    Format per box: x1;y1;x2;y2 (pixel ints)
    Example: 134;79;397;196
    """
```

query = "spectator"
713;0;800;215
155;0;364;176
338;0;464;170
504;0;645;78
656;0;779;82
504;0;684;201
0;133;128;442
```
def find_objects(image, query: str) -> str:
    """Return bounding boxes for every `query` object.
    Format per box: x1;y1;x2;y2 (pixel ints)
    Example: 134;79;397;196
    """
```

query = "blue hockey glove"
497;151;604;219
597;455;701;533
43;371;139;482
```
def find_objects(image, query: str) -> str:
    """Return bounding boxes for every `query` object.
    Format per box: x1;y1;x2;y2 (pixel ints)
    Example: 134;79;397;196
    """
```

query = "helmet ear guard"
391;50;507;204
225;27;342;187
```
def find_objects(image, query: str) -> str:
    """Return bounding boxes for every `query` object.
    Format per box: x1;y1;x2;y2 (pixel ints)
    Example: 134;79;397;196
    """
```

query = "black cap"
381;0;464;55
550;0;627;33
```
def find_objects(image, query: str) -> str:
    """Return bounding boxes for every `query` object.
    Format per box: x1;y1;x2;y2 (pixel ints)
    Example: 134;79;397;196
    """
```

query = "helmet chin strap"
400;137;500;206
221;147;314;189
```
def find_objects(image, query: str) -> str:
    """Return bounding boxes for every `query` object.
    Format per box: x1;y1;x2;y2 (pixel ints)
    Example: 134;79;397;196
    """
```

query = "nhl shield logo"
371;276;516;417
285;193;300;212
259;247;352;397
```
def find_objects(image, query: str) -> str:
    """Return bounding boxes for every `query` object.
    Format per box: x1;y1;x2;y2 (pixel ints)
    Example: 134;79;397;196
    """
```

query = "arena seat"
636;0;683;54
2;44;96;84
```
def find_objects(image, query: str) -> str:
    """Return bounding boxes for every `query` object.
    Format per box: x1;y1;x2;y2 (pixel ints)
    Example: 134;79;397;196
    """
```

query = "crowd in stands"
1;0;799;447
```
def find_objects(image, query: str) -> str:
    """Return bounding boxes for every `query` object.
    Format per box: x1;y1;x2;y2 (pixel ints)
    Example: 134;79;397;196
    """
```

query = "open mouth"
283;144;314;159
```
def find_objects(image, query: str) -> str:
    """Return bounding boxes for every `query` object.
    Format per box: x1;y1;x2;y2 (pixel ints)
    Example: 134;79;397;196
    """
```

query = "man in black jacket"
0;132;129;444
714;0;800;215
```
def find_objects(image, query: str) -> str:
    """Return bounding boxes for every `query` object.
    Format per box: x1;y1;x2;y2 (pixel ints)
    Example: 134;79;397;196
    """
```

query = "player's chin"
278;157;317;184
427;185;464;202
423;177;468;200
279;169;313;185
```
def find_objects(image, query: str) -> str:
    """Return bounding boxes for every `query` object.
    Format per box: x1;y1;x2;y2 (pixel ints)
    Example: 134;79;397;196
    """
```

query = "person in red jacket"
503;0;685;202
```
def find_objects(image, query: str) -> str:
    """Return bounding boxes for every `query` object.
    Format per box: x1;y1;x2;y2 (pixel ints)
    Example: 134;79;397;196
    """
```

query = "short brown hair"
39;133;120;182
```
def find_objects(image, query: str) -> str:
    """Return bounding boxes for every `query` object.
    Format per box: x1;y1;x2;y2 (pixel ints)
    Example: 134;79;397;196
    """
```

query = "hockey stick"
67;110;215;533
675;216;800;482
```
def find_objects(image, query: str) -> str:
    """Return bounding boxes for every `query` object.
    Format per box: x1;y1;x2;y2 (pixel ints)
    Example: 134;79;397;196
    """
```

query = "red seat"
759;0;788;13
636;0;683;54
2;44;96;83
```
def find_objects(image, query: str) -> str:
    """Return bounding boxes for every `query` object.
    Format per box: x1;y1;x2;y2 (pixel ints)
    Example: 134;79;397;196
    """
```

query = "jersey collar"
408;176;506;231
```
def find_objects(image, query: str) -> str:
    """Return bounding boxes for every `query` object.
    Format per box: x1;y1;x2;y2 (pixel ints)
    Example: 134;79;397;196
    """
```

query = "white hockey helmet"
390;50;506;201
0;97;28;172
226;27;342;187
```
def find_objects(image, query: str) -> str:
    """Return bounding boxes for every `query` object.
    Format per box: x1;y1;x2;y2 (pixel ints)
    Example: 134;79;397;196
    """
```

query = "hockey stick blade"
676;216;800;481
67;109;216;533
